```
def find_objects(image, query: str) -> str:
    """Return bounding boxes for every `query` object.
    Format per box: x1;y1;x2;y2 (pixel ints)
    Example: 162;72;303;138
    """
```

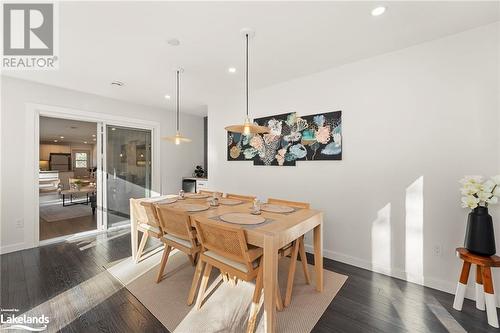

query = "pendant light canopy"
162;69;192;144
225;28;269;135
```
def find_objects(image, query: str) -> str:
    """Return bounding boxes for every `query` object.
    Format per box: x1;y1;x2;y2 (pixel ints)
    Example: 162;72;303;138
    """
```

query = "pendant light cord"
176;69;180;132
246;33;249;118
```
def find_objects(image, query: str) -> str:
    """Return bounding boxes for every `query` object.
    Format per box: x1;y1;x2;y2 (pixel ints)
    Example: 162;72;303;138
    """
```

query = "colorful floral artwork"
227;111;342;165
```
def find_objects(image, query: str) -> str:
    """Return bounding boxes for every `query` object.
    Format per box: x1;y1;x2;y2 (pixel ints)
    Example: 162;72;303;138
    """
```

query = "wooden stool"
453;247;500;328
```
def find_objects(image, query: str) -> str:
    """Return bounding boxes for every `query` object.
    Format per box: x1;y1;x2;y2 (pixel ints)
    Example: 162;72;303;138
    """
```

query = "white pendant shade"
162;131;192;145
224;117;269;135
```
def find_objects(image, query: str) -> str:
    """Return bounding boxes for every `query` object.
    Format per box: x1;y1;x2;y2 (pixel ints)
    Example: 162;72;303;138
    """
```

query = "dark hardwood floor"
39;214;97;241
1;230;496;332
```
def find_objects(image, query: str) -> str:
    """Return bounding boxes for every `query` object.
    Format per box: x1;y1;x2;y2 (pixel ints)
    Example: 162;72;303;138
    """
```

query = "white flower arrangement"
460;175;500;209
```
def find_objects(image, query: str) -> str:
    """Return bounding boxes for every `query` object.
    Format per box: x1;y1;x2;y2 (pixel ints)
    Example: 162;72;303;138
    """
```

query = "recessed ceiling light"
164;94;171;100
60;136;64;139
111;80;124;87
111;127;116;131
167;38;180;46
92;134;96;137
228;67;237;74
83;141;88;144
93;138;96;141
371;6;386;16
53;139;58;143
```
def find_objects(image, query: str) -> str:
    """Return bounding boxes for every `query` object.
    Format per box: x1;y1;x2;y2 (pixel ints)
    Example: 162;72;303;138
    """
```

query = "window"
74;152;88;169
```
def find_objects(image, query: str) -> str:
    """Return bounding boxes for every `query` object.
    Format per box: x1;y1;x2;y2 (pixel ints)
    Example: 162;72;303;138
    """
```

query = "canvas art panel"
227;111;342;166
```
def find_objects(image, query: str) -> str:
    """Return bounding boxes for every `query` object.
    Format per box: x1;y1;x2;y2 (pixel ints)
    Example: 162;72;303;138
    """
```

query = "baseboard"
0;242;28;255
304;244;499;307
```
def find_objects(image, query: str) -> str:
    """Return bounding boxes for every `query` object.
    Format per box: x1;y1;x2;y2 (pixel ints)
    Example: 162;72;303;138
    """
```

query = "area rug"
108;251;347;333
39;203;92;222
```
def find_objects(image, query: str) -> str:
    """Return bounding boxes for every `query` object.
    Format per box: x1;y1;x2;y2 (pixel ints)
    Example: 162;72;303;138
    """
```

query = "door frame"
26;103;161;248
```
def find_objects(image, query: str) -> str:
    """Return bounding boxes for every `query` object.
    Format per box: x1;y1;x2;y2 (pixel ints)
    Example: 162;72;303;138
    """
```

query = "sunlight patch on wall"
405;176;424;285
371;203;392;275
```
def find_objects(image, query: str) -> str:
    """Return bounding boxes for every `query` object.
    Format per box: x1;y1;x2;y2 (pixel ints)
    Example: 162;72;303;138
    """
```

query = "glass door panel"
106;125;151;227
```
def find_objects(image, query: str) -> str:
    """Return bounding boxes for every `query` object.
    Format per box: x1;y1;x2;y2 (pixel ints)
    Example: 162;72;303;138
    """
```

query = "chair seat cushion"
162;234;192;249
139;223;160;234
204;251;257;273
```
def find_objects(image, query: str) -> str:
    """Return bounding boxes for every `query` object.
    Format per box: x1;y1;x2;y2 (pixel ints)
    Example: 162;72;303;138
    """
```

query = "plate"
171;203;210;212
184;193;209;199
261;204;295;213
219;198;243;205
219;213;266;225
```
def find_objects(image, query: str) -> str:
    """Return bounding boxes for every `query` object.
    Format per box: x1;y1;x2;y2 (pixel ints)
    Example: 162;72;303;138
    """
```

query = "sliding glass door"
105;125;152;228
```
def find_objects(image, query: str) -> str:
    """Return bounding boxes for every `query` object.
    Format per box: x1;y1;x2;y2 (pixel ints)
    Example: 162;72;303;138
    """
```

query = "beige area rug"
108;251;347;333
39;203;92;222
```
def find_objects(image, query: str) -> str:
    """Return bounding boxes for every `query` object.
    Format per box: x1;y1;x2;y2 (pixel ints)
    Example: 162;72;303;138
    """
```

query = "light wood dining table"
130;196;324;333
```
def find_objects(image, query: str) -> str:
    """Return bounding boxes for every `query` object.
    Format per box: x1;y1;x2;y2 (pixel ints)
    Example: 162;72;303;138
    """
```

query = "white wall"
208;23;500;300
1;76;204;253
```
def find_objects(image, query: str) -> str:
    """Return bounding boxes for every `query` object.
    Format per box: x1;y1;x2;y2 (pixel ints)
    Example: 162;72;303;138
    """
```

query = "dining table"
130;195;324;333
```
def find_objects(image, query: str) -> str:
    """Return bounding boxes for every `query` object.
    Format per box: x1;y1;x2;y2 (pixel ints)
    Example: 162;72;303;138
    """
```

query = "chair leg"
298;236;311;284
187;258;205;305
156;244;171;283
196;263;213;309
285;239;300;307
247;263;263;333
135;232;149;263
276;281;284;311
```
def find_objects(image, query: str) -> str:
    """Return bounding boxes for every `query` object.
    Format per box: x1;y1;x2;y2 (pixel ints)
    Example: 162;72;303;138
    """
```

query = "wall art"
227;110;342;166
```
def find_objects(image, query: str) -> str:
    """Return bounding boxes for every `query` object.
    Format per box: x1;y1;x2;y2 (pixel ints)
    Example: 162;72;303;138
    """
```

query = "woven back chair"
190;217;282;332
225;193;256;202
267;197;311;307
155;205;193;241
153;205;200;284
267;198;310;209
131;198;162;263
199;189;223;197
194;218;252;268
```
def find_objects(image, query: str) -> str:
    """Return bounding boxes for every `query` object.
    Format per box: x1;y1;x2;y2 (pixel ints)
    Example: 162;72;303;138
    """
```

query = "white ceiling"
5;1;500;116
40;117;97;144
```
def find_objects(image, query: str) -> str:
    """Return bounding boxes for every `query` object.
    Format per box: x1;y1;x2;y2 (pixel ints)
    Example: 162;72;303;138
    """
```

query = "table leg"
476;265;485;311
263;234;278;333
453;261;471;311
482;267;499;328
62;194;66;206
313;222;323;292
130;200;138;261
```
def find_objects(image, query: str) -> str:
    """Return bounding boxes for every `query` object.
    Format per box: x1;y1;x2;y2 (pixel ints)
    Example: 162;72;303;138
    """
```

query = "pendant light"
162;69;191;144
225;28;269;135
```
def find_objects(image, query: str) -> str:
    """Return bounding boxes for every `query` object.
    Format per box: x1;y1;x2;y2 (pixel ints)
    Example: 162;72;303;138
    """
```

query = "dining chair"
130;198;163;263
191;217;282;333
225;193;257;201
154;205;201;284
267;198;312;307
199;189;223;197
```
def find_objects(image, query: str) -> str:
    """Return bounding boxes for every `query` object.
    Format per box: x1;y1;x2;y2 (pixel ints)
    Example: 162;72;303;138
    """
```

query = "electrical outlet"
433;245;442;257
15;219;24;229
